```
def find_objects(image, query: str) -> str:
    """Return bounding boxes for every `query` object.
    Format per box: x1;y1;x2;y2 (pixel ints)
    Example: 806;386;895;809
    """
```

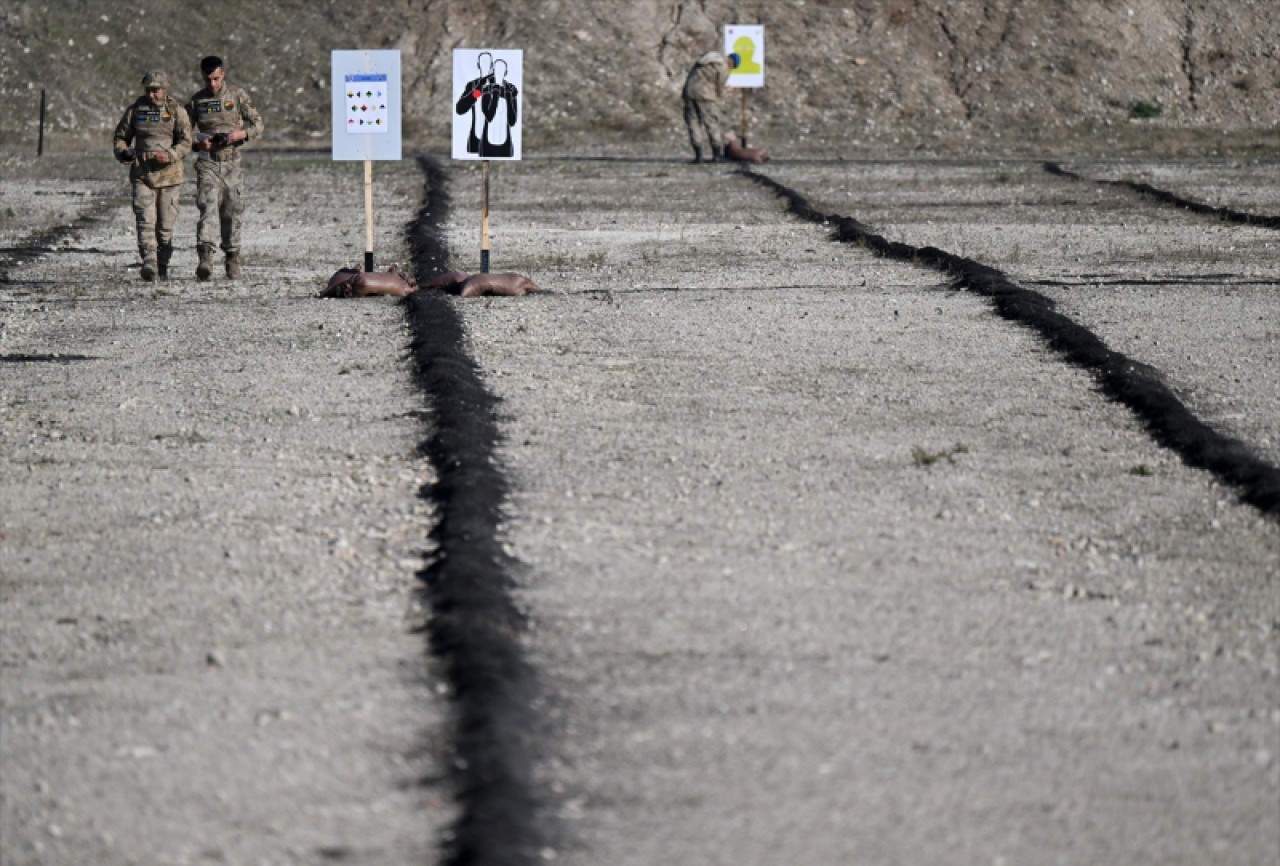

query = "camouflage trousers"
682;95;725;157
131;181;180;260
195;158;245;254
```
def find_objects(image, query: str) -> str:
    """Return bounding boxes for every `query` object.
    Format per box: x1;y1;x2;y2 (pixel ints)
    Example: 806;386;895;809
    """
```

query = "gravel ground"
2;151;1278;865
455;156;1279;865
1;153;451;865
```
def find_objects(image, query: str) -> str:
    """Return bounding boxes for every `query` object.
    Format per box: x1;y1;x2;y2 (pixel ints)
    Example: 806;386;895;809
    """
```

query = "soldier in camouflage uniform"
112;70;193;281
185;56;264;280
682;51;739;164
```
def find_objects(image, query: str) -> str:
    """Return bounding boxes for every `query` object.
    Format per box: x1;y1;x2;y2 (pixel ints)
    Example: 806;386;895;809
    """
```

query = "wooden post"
363;158;374;272
480;160;491;274
37;89;46;156
739;89;748;147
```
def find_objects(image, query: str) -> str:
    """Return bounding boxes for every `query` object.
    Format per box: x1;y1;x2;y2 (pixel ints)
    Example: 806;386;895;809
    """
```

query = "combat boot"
196;246;214;281
157;244;173;280
140;253;157;282
691;145;705;164
225;252;242;280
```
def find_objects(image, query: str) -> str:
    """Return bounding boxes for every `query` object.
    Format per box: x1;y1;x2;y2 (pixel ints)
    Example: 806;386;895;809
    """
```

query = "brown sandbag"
351;265;419;297
725;140;770;164
421;271;470;291
457;272;542;297
323;267;361;297
322;267;539;298
321;264;419;298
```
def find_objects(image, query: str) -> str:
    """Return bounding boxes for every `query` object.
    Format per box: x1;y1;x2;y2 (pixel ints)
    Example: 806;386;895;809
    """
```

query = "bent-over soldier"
682;51;739;163
112;70;193;281
185;55;264;280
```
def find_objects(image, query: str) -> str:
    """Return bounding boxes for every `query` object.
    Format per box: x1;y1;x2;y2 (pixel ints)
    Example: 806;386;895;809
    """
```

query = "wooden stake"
363;158;374;272
739;89;748;147
481;160;491;274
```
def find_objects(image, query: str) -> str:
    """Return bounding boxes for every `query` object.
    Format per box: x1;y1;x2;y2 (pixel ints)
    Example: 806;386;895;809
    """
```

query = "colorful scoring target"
724;25;765;88
345;74;389;133
331;50;400;161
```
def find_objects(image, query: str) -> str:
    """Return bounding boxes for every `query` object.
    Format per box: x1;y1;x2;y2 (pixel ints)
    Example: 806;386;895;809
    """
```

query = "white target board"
724;25;765;89
331;50;402;161
452;49;523;160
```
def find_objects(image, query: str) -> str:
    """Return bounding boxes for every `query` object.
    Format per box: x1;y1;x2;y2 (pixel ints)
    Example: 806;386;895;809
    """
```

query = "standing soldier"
113;71;193;281
682;50;739;164
185;56;264;280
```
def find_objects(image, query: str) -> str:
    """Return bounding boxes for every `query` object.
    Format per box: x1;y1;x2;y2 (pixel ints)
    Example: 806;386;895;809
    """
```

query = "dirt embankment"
2;1;1278;157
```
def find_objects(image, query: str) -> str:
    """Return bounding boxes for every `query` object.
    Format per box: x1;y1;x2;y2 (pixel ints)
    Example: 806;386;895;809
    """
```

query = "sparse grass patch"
912;443;970;467
1129;100;1163;119
1128;464;1153;477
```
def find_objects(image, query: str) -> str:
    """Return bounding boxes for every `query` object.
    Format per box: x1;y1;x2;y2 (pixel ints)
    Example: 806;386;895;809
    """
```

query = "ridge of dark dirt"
740;166;1280;514
404;155;546;866
1044;161;1280;228
0;202;117;278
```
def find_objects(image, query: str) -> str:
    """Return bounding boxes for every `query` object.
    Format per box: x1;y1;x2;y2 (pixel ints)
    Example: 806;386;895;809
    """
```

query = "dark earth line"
1043;162;1280;229
739;167;1280;515
0;203;118;278
404;153;547;866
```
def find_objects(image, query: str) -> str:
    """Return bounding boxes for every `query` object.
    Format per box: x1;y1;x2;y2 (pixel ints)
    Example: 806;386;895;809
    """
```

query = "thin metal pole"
480;160;490;274
740;89;748;147
37;89;46;156
363;158;374;272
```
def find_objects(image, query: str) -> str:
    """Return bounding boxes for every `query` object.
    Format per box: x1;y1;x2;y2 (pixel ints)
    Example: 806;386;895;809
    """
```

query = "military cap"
141;70;169;88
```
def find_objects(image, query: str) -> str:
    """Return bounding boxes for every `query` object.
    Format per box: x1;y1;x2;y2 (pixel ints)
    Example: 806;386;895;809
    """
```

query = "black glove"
117;147;135;163
210;132;231;150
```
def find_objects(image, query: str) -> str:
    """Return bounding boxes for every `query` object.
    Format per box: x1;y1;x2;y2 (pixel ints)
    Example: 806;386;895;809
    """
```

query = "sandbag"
725;140;770;164
323;267;361;296
457;272;542;297
321;264;418;298
420;271;470;291
351;266;418;297
322;266;541;298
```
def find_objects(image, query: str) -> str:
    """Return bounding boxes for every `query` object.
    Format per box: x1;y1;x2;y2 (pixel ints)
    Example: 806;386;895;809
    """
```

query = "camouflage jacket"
112;95;192;188
185;84;264;161
683;52;731;102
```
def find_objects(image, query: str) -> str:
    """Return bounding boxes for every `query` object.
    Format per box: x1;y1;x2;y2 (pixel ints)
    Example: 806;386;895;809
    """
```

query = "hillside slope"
1;0;1277;156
